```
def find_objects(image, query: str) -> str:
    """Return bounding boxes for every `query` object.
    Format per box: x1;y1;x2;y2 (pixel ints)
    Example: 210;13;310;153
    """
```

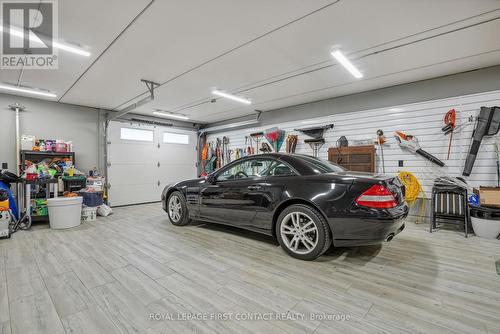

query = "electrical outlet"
1;163;7;169
398;160;404;167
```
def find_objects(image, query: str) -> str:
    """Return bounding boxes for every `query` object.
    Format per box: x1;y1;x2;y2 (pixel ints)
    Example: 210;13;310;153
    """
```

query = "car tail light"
355;184;397;209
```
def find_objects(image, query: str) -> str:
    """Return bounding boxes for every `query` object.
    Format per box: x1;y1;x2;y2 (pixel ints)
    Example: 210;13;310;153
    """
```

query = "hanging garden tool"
260;142;272;153
463;106;500;176
441;109;456;160
264;127;284;152
286;135;298;153
394;131;445;167
223;136;230;165
250;132;263;155
215;138;221;169
246;136;253;155
244;136;248;157
294;124;334;139
295;124;334;157
496;140;500;187
376;129;386;173
276;129;286;152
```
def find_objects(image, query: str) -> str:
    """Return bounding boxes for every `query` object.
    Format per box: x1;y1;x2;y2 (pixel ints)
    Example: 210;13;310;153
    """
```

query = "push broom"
250;132;264;154
264;127;280;152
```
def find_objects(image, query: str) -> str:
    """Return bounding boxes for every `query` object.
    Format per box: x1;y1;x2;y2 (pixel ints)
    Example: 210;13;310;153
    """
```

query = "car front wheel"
167;191;191;226
276;204;331;260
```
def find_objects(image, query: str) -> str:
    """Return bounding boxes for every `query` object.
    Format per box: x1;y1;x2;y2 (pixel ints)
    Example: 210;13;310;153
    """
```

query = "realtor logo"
1;1;58;69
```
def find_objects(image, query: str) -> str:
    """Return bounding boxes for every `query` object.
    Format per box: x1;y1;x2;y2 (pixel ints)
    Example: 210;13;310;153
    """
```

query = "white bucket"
471;216;500;239
82;206;97;222
47;197;83;229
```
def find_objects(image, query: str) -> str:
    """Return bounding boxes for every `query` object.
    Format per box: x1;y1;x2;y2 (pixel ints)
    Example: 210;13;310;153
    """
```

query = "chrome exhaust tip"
385;233;395;242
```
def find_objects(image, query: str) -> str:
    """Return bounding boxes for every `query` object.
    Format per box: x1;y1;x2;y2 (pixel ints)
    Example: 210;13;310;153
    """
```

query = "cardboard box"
479;187;500;208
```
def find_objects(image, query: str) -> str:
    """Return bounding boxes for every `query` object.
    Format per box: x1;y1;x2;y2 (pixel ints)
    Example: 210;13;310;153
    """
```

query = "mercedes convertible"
162;153;408;260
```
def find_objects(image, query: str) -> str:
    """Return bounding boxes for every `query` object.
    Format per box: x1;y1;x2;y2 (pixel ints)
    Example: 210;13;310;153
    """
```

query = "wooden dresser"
328;145;375;172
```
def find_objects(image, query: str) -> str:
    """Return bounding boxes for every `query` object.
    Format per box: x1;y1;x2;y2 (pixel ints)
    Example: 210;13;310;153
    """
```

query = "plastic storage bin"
47;197;83;229
470;206;500;239
77;191;103;207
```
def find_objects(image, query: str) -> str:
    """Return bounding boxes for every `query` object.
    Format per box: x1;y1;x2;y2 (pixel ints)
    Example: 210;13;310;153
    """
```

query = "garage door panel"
109;163;158;185
110;143;157;162
108;121;197;206
159;164;197;183
109;183;161;206
158;144;194;161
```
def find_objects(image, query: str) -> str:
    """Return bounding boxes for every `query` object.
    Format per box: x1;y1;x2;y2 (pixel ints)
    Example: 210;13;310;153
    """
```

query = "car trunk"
336;171;406;205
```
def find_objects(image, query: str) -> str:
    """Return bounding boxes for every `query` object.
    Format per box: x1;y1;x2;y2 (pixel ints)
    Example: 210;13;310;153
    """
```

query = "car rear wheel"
167;191;191;226
276;204;331;260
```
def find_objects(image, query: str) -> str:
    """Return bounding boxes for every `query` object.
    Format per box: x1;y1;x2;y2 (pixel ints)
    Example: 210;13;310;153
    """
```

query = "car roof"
239;153;323;175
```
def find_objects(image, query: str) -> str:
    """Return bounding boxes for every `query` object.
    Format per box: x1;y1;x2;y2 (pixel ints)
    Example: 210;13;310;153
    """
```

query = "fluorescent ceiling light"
331;50;363;79
212;90;251;104
0;25;90;57
0;83;56;98
153;111;189;120
200;119;259;133
52;41;91;57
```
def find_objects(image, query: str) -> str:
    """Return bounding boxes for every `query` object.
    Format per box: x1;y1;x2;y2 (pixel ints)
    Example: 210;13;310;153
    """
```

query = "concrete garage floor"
1;203;499;334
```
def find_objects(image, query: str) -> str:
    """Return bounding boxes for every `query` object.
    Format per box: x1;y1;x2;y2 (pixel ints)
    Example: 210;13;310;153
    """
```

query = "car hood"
169;177;206;188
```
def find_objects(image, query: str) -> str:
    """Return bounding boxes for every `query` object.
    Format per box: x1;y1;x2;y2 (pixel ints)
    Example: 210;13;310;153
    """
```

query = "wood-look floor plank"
69;258;115;289
0;260;9;324
89;248;129;273
0;321;10;334
61;306;121;334
33;251;71;278
6;264;45;301
90;281;153;334
111;265;170;306
122;251;174;280
10;291;64;334
44;271;96;318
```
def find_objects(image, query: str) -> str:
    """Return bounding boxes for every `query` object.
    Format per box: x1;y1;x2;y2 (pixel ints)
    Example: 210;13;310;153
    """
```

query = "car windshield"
300;156;345;174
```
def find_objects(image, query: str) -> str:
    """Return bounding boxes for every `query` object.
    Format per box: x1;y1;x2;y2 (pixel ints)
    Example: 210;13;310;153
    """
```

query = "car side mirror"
206;174;216;184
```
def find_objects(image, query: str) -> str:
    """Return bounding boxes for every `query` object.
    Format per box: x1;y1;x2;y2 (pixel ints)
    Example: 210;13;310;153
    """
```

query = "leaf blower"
441;109;456;160
463;106;500;176
394;131;445;167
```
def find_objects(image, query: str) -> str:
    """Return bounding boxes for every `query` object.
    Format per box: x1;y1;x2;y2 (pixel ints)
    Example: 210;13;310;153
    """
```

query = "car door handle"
247;185;262;191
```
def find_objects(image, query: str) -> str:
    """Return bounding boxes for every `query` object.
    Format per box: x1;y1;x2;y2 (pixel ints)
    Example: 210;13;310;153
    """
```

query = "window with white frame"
163;132;189;144
120;128;154;142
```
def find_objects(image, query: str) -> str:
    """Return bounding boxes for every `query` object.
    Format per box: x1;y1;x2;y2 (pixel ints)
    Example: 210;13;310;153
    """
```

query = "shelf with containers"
20;151;76;221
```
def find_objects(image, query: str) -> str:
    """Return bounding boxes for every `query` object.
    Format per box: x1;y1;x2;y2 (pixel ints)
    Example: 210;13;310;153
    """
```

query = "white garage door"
107;121;197;206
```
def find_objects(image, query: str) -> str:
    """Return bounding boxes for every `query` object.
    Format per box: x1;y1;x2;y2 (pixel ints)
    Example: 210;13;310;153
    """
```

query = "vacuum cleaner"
463;106;500;176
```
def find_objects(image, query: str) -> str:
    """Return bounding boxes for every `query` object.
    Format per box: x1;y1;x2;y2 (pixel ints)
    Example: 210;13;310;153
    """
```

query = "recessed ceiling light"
212;90;251;104
331;50;363;79
0;25;91;57
0;83;56;98
153;111;189;120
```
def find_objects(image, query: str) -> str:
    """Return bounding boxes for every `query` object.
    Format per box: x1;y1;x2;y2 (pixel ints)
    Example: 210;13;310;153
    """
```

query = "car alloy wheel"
280;211;319;255
168;195;182;223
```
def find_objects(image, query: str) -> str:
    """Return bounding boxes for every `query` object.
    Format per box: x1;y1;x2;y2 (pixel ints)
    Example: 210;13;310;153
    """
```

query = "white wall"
207;90;500;199
0;92;99;174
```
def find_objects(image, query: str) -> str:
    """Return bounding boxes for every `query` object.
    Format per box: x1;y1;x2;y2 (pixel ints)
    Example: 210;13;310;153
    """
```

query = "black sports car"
162;153;408;260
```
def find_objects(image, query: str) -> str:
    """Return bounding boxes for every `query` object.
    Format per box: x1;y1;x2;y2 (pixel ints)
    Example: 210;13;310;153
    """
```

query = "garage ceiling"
1;0;500;124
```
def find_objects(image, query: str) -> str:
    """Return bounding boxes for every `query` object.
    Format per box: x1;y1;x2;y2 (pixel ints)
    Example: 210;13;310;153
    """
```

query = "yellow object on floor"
398;171;426;223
